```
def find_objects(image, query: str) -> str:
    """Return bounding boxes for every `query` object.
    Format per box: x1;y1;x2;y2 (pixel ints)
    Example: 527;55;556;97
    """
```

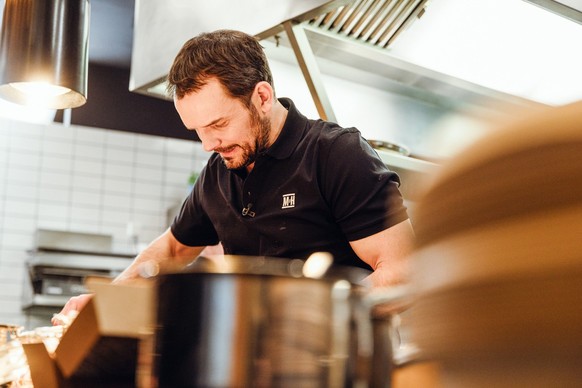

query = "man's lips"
215;145;237;157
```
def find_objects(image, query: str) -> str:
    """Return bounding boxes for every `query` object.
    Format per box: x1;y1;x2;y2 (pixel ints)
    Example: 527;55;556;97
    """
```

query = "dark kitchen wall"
54;63;200;141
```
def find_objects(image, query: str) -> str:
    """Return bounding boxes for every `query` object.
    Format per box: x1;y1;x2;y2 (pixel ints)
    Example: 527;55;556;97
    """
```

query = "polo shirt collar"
264;98;308;160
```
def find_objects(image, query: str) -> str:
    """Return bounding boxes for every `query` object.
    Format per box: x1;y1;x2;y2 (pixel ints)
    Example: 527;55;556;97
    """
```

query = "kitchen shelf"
375;149;438;202
27;253;134;272
376;149;437;174
22;294;70;309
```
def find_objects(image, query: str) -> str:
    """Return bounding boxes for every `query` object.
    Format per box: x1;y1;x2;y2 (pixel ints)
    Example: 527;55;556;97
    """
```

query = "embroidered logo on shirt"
282;193;296;209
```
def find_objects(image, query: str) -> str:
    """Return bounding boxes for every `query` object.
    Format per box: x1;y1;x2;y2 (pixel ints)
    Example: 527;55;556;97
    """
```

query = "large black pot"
149;255;407;388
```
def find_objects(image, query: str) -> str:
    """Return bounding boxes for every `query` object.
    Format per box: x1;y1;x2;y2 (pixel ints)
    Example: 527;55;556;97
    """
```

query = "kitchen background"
2;0;582;329
0;54;453;329
0;119;209;327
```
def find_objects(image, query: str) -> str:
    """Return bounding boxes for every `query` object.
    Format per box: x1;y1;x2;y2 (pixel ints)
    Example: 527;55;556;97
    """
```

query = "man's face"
175;78;271;170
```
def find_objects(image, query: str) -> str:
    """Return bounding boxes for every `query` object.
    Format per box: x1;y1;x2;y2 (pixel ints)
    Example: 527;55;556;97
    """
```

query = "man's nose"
198;131;220;152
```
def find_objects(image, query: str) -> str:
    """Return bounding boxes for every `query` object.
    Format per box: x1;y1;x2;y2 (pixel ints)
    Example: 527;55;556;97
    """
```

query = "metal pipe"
283;21;337;123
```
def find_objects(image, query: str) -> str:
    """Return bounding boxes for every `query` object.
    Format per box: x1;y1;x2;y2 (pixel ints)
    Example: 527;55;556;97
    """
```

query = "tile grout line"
0;124;13;266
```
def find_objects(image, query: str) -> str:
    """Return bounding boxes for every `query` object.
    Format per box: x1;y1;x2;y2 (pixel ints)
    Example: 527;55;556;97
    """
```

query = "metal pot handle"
363;285;412;310
354;285;414;386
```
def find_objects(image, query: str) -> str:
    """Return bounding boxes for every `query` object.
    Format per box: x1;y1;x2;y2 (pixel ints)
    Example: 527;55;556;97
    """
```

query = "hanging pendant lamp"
0;0;90;109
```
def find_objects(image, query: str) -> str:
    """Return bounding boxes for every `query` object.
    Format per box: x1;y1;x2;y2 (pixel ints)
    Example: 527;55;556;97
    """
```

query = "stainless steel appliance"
21;230;135;320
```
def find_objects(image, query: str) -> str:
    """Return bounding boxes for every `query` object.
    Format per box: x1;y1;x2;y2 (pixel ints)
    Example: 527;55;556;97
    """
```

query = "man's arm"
350;219;415;287
114;227;204;283
53;228;204;323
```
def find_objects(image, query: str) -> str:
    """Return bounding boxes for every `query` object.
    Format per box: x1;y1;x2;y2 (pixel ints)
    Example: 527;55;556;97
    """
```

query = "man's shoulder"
302;120;367;160
306;118;361;144
281;97;360;143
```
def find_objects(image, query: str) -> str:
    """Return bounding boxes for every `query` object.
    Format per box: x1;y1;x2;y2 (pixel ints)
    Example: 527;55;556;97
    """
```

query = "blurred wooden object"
408;100;582;387
392;361;442;388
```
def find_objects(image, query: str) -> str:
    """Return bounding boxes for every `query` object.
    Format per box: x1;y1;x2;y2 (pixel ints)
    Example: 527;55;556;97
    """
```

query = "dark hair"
167;29;274;105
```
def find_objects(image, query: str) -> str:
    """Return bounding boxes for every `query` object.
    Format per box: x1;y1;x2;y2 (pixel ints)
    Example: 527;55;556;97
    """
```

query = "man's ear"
254;81;274;113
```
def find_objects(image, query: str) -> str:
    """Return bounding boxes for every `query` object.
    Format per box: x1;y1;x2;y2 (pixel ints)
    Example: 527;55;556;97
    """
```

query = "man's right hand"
51;293;93;326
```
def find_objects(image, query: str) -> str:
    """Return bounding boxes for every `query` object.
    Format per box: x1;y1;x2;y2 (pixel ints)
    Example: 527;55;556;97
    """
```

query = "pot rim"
157;254;373;286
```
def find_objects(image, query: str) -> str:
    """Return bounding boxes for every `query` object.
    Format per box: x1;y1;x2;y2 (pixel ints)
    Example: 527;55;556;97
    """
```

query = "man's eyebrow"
198;117;224;129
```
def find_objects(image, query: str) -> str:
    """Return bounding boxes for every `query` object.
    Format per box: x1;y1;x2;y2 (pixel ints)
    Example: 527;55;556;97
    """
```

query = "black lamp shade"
0;0;90;109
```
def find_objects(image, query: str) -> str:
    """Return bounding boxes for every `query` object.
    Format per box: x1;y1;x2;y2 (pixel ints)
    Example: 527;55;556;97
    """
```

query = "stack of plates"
407;100;582;387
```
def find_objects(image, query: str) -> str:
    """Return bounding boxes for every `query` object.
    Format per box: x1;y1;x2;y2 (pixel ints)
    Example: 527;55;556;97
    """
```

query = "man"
55;29;414;321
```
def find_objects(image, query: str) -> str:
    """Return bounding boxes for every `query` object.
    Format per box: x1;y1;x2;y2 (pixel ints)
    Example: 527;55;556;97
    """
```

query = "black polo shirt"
171;98;408;270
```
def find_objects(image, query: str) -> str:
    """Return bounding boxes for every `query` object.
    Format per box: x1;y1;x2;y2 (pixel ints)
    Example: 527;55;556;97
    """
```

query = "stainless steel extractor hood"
129;0;354;99
130;0;582;112
129;0;457;105
522;0;582;23
130;0;563;115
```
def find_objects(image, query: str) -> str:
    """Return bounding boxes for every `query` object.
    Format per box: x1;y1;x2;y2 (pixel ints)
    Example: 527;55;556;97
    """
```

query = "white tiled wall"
0;118;207;328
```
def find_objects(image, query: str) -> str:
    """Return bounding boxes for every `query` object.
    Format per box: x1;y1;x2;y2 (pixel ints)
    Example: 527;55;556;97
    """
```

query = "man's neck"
268;99;289;146
245;99;288;174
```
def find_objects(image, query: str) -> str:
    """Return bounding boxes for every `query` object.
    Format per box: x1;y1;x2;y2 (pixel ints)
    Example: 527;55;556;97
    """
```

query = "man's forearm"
113;251;156;283
114;228;203;284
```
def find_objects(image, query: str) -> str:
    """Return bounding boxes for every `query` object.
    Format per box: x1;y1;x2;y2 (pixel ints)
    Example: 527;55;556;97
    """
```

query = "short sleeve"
321;131;408;241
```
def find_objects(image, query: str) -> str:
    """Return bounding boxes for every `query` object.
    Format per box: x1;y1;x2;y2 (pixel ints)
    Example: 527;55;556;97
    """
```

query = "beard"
219;103;271;170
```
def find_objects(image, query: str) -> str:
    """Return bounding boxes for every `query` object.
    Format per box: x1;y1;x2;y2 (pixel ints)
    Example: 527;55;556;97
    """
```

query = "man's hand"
51;293;93;326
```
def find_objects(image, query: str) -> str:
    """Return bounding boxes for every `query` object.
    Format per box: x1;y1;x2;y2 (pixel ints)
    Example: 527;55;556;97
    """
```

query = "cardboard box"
21;277;155;388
